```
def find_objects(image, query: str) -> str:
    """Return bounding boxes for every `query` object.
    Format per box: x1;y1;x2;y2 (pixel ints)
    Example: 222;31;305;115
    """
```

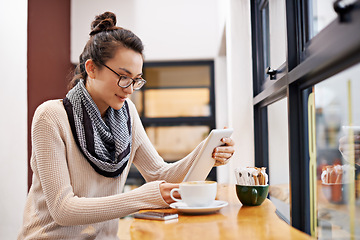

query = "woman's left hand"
212;137;235;166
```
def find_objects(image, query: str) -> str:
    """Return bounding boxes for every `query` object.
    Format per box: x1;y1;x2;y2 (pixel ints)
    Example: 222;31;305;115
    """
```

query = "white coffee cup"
170;181;217;207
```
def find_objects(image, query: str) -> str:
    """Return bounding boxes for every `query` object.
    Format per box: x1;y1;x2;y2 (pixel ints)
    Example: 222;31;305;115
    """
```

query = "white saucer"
170;200;228;214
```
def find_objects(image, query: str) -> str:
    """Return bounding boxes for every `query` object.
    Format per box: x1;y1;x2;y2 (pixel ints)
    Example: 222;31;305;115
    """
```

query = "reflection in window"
314;63;360;239
310;0;337;38
267;98;290;223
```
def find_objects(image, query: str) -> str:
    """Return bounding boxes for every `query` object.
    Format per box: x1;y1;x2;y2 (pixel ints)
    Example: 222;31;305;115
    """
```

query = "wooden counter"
118;184;312;240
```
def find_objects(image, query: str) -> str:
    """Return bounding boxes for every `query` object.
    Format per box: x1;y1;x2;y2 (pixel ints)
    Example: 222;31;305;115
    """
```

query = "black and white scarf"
63;80;131;178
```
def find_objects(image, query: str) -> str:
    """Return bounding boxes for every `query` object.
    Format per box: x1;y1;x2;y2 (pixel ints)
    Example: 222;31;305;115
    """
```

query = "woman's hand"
159;182;180;204
213;137;235;166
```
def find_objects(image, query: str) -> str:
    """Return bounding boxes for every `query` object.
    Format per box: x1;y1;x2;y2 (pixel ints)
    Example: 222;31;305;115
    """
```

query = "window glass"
268;0;287;69
144;65;210;88
314;62;360;239
260;0;287;91
129;90;143;114
261;4;270;81
135;64;213;118
309;0;337;38
267;97;291;222
146;126;210;162
130;64;212;118
144;88;210;118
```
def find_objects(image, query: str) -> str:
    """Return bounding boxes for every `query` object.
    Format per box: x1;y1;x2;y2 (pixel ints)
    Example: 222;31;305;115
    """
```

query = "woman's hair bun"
90;12;120;36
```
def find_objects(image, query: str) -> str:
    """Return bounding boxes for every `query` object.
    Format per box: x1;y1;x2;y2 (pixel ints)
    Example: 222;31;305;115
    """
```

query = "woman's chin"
111;102;125;110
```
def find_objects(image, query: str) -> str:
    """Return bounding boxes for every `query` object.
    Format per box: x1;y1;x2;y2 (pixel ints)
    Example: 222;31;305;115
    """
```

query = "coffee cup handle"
170;188;181;202
251;188;258;205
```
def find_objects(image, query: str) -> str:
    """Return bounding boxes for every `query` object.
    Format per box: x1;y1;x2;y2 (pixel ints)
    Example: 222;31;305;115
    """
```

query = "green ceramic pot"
236;184;269;206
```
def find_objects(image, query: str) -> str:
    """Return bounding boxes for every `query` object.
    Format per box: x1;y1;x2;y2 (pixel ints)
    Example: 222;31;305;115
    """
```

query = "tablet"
183;128;234;182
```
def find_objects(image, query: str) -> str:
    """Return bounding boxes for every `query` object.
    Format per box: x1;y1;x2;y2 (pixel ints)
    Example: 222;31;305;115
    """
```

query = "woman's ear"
85;59;96;79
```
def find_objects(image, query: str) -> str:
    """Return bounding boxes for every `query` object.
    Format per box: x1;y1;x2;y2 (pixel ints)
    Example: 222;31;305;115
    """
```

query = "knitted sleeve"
31;102;169;226
127;100;204;183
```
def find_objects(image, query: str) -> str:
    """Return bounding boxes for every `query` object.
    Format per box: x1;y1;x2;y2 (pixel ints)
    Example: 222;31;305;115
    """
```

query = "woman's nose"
123;83;134;94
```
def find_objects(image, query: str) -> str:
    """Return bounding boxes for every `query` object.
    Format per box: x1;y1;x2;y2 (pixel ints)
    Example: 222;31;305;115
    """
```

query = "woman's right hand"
159;182;180;204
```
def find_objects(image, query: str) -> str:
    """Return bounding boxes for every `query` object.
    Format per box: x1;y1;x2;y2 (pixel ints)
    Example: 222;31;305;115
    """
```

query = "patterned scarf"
63;80;131;177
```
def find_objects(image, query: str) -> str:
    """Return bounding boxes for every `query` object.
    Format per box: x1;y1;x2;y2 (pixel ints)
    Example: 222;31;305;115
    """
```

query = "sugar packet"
235;167;268;186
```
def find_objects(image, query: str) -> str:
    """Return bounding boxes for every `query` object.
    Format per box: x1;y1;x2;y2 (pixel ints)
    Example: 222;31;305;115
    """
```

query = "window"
251;0;360;237
251;0;290;223
309;0;337;38
313;63;360;239
252;0;287;95
267;98;290;223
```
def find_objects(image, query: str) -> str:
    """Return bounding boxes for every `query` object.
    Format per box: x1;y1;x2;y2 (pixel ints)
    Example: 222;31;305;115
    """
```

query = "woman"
18;12;235;239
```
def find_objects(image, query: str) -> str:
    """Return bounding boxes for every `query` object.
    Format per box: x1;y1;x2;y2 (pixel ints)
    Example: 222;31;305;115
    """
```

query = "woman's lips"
115;94;127;102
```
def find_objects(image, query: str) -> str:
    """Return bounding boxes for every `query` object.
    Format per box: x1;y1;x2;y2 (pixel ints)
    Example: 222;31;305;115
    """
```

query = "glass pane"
144;65;210;88
262;4;270;81
260;0;287;90
144;88;210;118
146;125;210;162
267;97;291;223
129;90;143;114
268;0;287;69
314;63;360;239
310;0;337;38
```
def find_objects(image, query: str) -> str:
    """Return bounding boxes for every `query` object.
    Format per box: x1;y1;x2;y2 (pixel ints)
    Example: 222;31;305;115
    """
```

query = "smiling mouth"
115;94;127;101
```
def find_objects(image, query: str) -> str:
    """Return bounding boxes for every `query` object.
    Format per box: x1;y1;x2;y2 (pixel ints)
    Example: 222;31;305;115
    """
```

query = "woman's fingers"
159;183;180;204
222;137;235;146
213;152;233;159
212;137;235;166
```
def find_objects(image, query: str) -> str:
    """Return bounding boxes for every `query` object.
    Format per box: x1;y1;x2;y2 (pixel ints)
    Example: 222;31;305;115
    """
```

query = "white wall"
217;0;254;183
0;0;28;239
71;0;220;63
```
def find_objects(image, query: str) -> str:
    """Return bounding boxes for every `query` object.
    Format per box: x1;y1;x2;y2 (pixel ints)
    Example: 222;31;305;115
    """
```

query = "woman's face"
85;47;143;117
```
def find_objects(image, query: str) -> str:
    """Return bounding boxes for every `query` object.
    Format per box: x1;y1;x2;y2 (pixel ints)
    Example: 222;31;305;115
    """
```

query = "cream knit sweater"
18;99;202;239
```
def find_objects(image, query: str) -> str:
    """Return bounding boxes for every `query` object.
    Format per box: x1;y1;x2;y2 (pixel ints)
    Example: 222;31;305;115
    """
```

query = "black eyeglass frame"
100;62;147;90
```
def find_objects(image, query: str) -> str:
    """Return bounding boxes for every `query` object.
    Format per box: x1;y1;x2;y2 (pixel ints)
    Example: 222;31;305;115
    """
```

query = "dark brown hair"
69;12;144;89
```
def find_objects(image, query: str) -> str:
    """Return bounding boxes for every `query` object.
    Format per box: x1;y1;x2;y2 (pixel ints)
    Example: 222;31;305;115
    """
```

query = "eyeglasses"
100;63;146;90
